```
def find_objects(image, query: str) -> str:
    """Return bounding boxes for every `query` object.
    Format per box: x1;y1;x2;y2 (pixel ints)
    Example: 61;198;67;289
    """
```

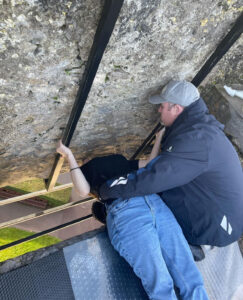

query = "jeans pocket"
108;199;129;214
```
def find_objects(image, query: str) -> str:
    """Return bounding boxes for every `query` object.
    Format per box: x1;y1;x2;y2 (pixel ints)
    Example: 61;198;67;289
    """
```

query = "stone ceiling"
0;0;242;186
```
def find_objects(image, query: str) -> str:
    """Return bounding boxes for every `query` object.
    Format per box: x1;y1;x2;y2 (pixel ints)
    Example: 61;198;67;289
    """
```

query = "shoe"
189;244;205;261
92;201;107;224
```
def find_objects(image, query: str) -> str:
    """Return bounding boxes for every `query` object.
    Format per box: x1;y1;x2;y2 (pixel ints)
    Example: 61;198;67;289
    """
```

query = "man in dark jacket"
57;80;212;299
99;80;243;247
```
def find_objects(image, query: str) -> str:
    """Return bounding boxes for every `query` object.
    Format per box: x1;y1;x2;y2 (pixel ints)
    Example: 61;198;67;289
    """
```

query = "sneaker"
92;201;107;224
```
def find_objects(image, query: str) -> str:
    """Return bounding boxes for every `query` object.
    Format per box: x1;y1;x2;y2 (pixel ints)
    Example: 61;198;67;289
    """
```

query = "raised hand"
56;140;72;159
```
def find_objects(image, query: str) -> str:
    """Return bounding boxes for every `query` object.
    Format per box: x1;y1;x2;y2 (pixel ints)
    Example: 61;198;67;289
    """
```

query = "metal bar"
0;183;73;206
131;12;243;159
192;12;243;87
0;214;93;251
129;123;163;160
0;197;94;229
46;0;124;191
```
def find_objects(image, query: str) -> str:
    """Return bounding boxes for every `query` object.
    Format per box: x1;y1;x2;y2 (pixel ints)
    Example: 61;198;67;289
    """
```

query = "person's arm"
99;137;209;202
138;128;165;168
56;140;90;197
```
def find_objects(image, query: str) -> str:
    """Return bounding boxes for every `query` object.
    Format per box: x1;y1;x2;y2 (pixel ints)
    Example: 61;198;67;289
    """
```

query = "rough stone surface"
215;85;243;155
0;0;242;186
200;85;243;156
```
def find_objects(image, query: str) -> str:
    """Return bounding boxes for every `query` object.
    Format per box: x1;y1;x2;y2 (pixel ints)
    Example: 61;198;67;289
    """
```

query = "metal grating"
196;241;243;300
1;230;242;300
64;231;149;300
0;251;74;300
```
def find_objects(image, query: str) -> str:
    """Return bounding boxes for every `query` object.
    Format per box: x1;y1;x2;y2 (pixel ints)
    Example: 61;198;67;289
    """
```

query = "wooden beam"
45;155;64;192
0;182;73;206
0;197;94;229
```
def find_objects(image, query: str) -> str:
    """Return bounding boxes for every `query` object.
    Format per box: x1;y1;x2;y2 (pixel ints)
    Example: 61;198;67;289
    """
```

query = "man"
56;151;209;300
57;80;212;300
99;80;243;248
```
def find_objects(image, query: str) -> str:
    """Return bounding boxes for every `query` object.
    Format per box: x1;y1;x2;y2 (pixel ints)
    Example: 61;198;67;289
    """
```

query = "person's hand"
155;127;165;141
56;140;72;159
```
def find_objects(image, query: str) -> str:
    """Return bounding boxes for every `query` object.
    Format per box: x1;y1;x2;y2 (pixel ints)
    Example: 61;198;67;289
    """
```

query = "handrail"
46;0;124;191
191;12;243;87
131;12;243;160
0;214;94;251
129;123;163;160
0;183;73;206
0;197;94;229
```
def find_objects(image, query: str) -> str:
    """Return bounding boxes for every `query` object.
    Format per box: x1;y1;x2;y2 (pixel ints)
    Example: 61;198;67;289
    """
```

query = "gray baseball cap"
149;80;200;107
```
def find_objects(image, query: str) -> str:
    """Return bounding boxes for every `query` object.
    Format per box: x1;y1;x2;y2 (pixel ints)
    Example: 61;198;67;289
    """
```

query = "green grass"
6;178;72;207
0;227;61;262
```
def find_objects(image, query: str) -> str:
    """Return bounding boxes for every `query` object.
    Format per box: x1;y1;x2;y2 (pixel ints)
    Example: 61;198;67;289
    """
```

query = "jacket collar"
163;98;223;141
173;98;208;127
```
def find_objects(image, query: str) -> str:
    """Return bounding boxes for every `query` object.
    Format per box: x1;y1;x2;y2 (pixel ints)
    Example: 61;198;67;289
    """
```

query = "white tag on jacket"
110;177;128;187
166;146;173;152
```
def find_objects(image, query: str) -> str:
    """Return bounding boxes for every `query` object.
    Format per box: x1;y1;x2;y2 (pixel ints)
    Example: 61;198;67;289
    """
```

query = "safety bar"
0;197;94;229
0;183;73;206
46;0;124;191
0;214;93;251
131;12;243;160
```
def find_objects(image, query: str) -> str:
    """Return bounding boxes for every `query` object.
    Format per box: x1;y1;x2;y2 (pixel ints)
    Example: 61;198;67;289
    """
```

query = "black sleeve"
81;154;138;192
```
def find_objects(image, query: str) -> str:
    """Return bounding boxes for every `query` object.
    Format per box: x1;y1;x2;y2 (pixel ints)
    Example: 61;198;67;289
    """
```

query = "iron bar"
0;197;94;229
0;214;93;251
131;12;243;159
46;0;124;191
129;123;163;160
192;12;243;87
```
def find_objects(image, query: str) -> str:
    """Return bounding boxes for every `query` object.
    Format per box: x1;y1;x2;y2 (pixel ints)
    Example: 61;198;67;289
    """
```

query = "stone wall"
0;0;242;186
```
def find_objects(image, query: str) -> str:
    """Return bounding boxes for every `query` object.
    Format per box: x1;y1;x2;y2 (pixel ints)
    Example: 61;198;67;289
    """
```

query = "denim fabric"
106;194;209;300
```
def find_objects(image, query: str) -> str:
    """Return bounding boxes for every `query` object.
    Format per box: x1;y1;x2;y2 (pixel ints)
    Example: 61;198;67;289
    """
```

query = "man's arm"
139;128;165;168
99;139;208;201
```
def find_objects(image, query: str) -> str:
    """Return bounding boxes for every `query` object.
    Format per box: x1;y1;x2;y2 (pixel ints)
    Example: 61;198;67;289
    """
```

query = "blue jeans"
106;194;209;300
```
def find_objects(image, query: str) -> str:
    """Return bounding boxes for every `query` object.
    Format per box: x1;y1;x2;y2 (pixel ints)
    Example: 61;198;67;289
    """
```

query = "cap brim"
149;95;165;104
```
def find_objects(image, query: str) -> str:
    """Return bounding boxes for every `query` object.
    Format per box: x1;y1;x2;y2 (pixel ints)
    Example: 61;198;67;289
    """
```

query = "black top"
81;154;138;196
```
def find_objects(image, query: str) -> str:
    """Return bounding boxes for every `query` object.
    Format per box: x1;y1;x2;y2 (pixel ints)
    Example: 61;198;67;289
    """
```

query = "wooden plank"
46;155;64;191
0;197;94;229
0;188;48;209
0;183;73;206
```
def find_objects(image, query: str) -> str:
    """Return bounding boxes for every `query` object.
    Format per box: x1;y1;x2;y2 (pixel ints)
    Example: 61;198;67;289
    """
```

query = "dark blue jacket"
99;98;243;246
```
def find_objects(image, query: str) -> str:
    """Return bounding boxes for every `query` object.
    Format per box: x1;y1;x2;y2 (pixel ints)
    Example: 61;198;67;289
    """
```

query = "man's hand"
155;127;165;141
138;127;165;169
56;140;72;159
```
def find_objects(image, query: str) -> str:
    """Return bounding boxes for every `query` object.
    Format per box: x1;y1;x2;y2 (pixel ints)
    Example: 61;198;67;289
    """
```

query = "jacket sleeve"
99;139;209;201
